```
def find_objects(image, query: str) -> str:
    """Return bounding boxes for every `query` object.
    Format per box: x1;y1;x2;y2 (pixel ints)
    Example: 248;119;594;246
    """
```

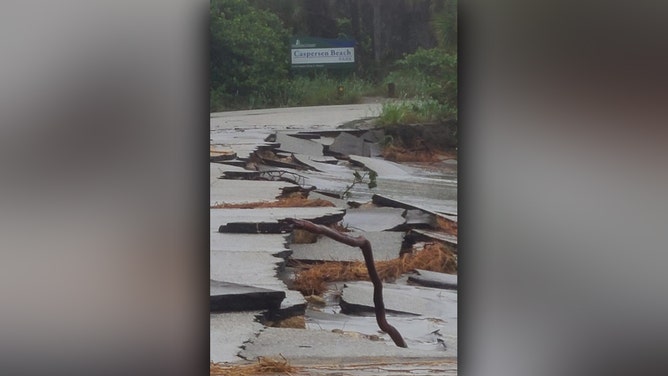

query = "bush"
383;48;457;119
377;98;455;125
282;74;378;107
210;0;290;111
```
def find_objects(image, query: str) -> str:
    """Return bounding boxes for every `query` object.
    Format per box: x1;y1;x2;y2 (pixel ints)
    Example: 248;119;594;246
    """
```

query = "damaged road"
209;104;458;371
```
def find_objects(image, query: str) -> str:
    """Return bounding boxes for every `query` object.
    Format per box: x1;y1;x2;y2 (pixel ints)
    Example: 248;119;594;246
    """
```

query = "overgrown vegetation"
341;170;377;199
292;242;457;296
379;48;457;124
281;74;381;108
210;0;289;111
210;0;458;114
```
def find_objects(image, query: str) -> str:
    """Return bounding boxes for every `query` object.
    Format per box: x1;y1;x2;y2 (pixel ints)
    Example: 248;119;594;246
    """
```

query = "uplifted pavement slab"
209;128;277;160
211;250;306;312
211;207;346;229
209;145;237;162
210;179;297;206
305;309;457;354
341;207;407;232
372;194;458;216
408;229;458;248
403;209;436;229
340;281;457;319
211;312;264;363
276;133;324;156
210;280;285;312
308;191;349;208
257;165;354;196
238;327;451;363
408;269;458;290
349;155;412;177
210;233;290;257
290;231;404;262
210;162;252;180
293;153;353;174
328;132;366;156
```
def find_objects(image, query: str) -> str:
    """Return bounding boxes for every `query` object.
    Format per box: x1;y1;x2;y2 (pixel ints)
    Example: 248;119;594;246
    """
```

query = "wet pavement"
210;104;457;373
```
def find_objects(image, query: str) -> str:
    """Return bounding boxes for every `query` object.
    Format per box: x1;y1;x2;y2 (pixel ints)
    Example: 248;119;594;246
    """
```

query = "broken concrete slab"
340;281;457;319
275;133;324;156
290;231;404;262
292;154;353;174
238;327;450;362
210;280;285;312
362;140;382;157
210;233;291;258
210;312;264;363
403;209;435;229
211;162;251;175
408;270;458;290
327;132;365;157
210;145;237;162
307;191;349;208
305;309;457;353
372;194;458;217
209;128;278;160
408;229;458;248
266;167;349;194
210;163;254;184
361;129;385;143
211;250;306;313
349;155;412;177
341;207;407;232
210;179;297;206
218;222;292;234
211;207;346;229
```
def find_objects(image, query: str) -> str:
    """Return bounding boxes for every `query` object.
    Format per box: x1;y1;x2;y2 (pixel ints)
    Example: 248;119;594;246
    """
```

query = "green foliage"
342;170;378;199
431;0;457;52
282;74;379;107
210;0;457;115
377;98;455;125
380;47;457;123
210;0;290;111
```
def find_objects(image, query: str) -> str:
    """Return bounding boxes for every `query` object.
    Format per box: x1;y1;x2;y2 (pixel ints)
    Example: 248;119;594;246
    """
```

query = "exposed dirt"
211;196;336;209
381;144;445;163
435;216;458;236
291;242;457;296
385;122;457;148
266;315;306;329
210;356;297;376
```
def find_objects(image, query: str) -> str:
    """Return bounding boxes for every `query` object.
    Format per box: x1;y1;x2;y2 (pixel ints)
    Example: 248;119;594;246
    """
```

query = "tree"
210;0;290;110
430;0;457;52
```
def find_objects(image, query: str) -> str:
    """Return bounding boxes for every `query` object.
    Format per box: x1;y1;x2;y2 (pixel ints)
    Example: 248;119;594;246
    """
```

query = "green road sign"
291;37;356;70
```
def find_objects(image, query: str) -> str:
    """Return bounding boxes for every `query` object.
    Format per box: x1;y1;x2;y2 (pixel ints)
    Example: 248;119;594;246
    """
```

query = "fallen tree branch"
282;218;408;348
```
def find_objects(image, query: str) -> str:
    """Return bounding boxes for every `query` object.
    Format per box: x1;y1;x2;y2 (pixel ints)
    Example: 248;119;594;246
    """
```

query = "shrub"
383;48;457;119
377;97;455;125
210;0;290;111
282;74;378;107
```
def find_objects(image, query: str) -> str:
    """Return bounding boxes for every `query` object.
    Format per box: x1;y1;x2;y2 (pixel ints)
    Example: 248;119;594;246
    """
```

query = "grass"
283;74;381;107
291;242;457;296
210;356;298;376
376;98;453;125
